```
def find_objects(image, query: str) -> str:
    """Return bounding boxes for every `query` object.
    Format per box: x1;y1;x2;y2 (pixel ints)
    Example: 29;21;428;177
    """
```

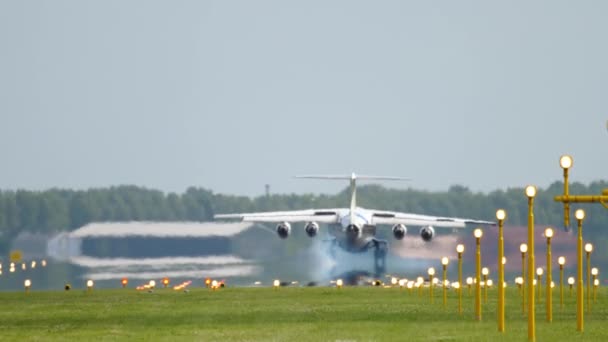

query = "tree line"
0;181;606;252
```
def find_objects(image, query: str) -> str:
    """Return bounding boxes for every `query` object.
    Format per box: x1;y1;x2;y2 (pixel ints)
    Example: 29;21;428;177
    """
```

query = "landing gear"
372;238;388;277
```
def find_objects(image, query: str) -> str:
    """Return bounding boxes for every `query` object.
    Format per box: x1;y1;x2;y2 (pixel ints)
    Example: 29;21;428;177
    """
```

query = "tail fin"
295;173;410;214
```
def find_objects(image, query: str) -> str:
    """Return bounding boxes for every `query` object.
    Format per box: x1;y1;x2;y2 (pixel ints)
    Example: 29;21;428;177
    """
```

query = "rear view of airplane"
214;173;494;275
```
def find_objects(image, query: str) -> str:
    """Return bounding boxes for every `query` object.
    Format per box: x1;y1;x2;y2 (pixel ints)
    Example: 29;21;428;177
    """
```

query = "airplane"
214;173;495;275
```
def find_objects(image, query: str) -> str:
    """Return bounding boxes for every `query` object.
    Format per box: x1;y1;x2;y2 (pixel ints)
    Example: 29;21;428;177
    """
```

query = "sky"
0;1;607;197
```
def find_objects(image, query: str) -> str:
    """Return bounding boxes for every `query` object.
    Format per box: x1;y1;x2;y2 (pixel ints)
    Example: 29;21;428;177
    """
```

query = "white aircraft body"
214;173;494;274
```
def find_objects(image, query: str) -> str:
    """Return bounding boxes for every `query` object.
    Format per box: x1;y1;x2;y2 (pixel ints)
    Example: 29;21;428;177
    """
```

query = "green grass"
0;286;607;341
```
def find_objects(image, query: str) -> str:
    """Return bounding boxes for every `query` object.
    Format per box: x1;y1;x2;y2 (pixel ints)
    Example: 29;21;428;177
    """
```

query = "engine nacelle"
276;222;291;239
304;222;319;238
392;224;407;240
420;226;435;242
345;224;360;239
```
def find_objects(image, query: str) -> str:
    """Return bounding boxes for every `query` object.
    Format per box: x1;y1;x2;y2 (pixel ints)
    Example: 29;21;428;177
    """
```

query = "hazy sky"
1;1;606;196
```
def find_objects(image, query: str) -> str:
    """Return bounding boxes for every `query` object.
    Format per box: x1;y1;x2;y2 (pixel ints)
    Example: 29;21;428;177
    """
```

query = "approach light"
31;261;36;269
520;243;528;253
515;277;523;285
466;277;473;285
121;278;128;288
162;277;170;288
560;155;573;170
336;279;344;288
594;279;600;286
487;279;493;287
496;209;506;221
482;267;489;276
41;260;47;267
453;282;460;289
592;268;598;276
525;185;537;198
441;257;449;266
21;263;26;271
417;276;424;284
407;281;414;289
211;280;218;289
568;277;575;285
273;279;280;288
545;227;554;238
502;257;507;265
399;279;406;287
24;279;31;292
575;209;585;220
432;278;439;285
428;267;435;276
87;280;94;291
456;244;465;254
149;280;156;289
585;243;593;253
391;277;398;285
558;257;566;266
537;268;544;276
474;229;483;238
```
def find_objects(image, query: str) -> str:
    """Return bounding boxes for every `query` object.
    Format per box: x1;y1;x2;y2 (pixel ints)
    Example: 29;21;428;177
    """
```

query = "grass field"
0;285;607;341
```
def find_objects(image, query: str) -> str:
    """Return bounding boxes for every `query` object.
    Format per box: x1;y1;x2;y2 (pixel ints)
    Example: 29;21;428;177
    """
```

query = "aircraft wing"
214;209;340;223
370;210;495;228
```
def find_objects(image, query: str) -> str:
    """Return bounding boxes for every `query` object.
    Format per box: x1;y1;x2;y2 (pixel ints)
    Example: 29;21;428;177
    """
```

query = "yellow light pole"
496;209;506;332
545;227;554;322
585;243;593;313
591;268;598;304
593;278;599;303
525;185;537;342
575;209;585;332
568;277;575;296
558;256;566;310
482;267;489;304
428;267;435;304
456;244;465;314
516;277;523;301
474;228;483;321
558;155;573;229
441;257;449;309
417;276;424;297
520;243;528;314
536;267;543;303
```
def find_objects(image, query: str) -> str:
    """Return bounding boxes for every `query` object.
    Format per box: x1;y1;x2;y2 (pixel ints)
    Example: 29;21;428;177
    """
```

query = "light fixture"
456;244;465;254
559;155;573;170
525;185;537;198
520;244;528;253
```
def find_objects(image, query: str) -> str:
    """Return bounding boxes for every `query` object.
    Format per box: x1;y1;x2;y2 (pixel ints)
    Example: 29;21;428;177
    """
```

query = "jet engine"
345;224;360;239
276;222;291;239
304;222;319;238
420;226;435;242
392;224;407;240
